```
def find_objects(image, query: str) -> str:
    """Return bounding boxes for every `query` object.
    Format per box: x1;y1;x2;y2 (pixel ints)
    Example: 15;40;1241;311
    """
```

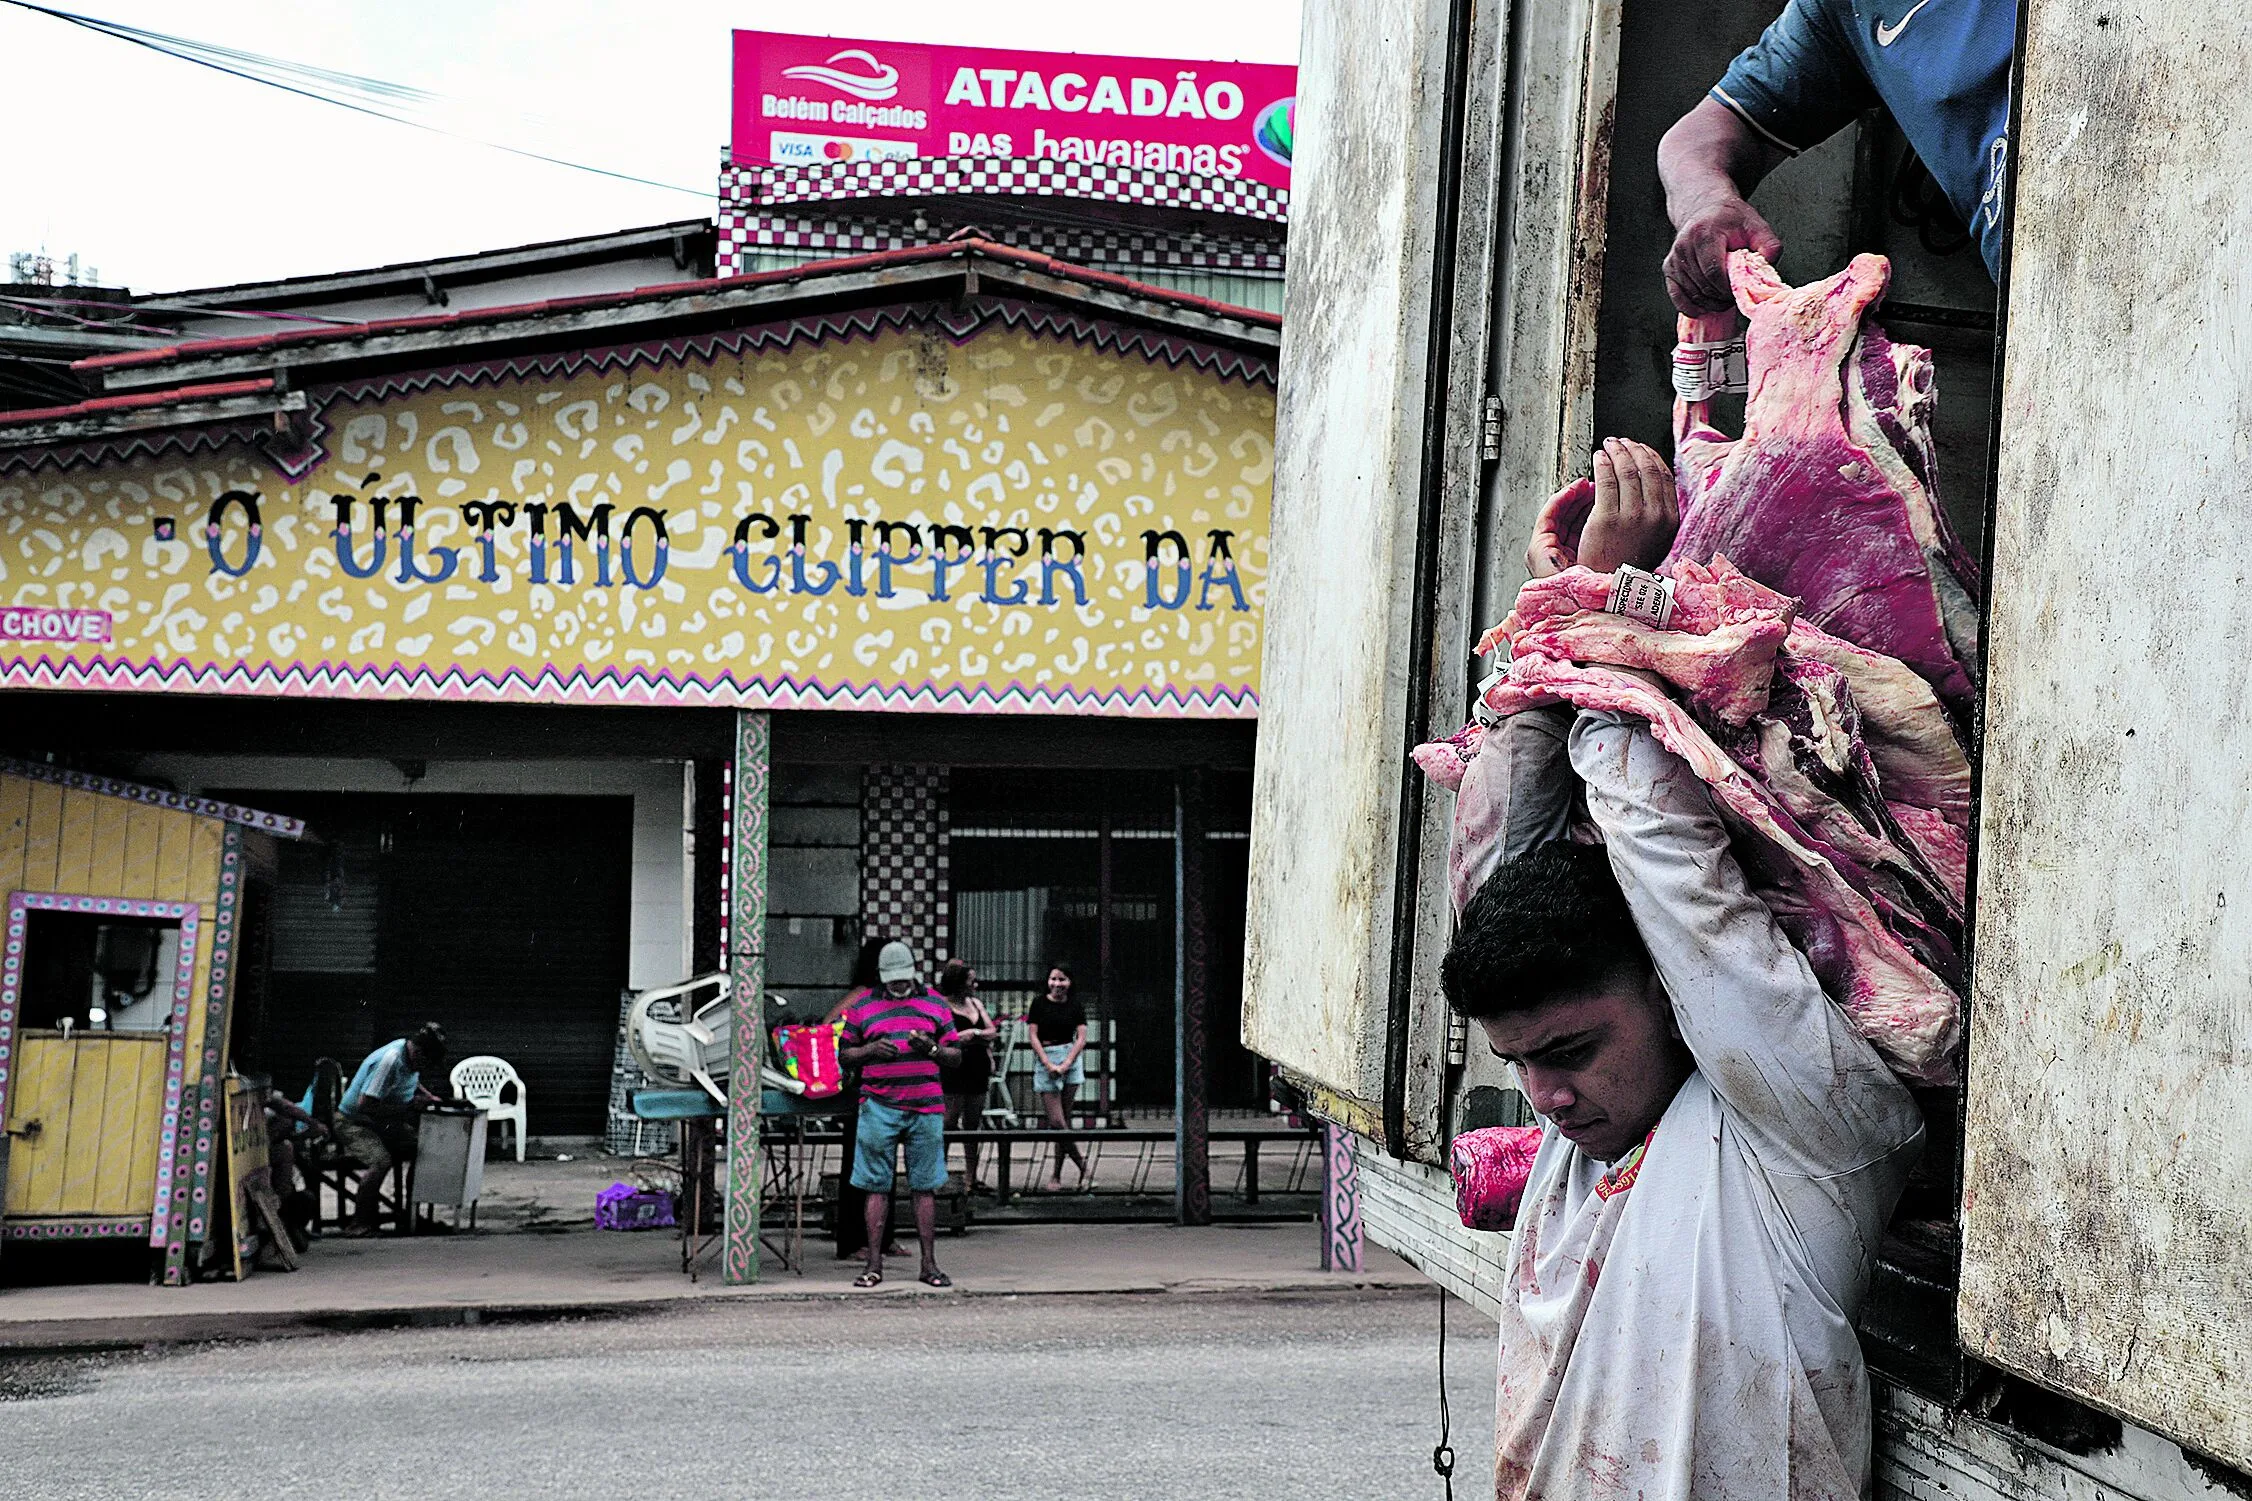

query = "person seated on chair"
335;1022;450;1237
836;943;959;1290
263;1087;325;1252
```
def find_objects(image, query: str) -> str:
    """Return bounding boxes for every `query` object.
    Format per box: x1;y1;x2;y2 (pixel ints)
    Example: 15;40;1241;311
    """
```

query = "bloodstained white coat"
1485;710;1922;1499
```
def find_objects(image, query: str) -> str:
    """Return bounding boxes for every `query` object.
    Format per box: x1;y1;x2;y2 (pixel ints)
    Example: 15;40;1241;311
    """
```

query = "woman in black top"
935;959;999;1191
1027;963;1092;1190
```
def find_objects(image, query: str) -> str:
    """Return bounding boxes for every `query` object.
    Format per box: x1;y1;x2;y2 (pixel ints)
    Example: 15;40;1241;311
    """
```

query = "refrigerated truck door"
1242;0;1623;1157
1961;0;2252;1472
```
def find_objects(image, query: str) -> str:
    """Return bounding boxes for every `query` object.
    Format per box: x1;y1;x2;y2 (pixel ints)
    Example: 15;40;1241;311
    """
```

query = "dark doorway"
1205;826;1263;1112
216;792;633;1134
948;770;1178;1112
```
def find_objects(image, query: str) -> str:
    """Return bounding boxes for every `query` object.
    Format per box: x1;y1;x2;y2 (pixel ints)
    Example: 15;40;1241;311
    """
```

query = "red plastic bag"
1450;1125;1544;1232
774;1022;844;1099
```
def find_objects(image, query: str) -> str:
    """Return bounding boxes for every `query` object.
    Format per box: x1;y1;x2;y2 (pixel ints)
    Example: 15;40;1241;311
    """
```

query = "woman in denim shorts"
1026;964;1091;1191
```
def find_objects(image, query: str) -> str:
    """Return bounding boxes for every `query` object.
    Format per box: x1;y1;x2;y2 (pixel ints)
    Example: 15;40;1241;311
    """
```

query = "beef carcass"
1454;576;1969;1081
1781;621;1971;901
1670;252;1983;727
1418;252;1986;1086
1426;629;1966;1080
1495;555;1798;643
1498;651;1963;1083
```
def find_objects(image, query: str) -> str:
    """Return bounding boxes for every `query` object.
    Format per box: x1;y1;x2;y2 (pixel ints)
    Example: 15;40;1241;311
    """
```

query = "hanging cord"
1434;1287;1457;1498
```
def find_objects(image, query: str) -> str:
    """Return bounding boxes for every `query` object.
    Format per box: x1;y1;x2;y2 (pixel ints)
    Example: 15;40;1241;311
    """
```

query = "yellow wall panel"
6;1036;77;1215
0;774;30;893
119;804;164;898
152;809;194;900
121;1041;164;1214
2;1038;168;1219
20;780;63;894
54;1041;111;1211
185;816;223;905
51;789;99;894
85;793;129;894
88;1039;164;1214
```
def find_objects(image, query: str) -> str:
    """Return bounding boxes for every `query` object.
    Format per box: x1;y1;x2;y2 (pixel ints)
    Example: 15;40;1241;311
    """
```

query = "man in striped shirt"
839;941;961;1289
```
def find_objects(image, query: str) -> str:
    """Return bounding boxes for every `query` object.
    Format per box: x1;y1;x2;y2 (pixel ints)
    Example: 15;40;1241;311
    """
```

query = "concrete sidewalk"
0;1219;1425;1351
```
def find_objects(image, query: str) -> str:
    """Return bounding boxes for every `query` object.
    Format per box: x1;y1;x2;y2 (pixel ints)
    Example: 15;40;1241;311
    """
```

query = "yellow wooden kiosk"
0;758;299;1283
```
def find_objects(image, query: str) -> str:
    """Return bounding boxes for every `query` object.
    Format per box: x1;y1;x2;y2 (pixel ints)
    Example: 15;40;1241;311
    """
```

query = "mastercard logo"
1253;97;1294;167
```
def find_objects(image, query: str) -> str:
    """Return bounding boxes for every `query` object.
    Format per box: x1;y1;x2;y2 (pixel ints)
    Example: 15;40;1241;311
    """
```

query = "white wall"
126;755;691;990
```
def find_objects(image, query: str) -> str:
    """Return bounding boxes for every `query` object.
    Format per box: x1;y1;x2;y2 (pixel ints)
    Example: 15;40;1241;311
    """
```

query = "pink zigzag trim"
1;653;1259;718
288;299;1271;481
3;298;1272;484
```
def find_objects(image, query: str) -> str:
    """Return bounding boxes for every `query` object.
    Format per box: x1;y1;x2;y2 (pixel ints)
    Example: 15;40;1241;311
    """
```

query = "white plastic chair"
451;1055;529;1162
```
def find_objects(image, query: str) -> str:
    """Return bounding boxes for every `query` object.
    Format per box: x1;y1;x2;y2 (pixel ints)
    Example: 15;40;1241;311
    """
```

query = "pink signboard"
732;30;1297;193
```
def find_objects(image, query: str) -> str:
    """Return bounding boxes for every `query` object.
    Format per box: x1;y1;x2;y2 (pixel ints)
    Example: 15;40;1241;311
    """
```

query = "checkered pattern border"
718;155;1288;285
860;765;949;971
723;156;1288;221
728;212;1285;277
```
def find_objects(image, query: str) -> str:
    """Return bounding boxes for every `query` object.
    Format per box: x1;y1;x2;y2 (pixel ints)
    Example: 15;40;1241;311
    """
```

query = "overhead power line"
1;1;711;199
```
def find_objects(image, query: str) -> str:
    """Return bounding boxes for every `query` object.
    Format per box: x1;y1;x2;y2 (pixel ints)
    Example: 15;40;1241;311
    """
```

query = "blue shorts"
850;1098;948;1193
1034;1045;1084;1093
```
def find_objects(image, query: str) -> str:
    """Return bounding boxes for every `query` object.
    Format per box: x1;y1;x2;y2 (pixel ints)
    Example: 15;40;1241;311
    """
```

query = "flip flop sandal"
852;1270;884;1288
919;1270;953;1288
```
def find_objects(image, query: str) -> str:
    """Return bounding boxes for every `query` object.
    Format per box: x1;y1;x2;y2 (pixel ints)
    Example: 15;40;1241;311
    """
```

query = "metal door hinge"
1479;394;1503;463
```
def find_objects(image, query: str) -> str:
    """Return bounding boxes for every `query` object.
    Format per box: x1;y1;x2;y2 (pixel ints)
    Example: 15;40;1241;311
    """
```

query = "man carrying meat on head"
1659;0;2016;314
1451;449;1925;1499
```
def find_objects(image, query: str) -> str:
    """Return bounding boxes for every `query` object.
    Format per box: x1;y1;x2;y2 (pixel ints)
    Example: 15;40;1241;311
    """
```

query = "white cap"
877;940;917;983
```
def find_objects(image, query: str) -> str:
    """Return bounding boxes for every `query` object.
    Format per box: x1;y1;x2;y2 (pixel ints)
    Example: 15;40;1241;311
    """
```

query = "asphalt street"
0;1289;1495;1500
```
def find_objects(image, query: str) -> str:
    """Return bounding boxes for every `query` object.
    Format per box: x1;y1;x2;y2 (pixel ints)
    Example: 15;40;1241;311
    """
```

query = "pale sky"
0;1;1301;295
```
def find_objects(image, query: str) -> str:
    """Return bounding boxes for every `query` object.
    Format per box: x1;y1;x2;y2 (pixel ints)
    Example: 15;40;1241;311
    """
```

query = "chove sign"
1;321;1273;715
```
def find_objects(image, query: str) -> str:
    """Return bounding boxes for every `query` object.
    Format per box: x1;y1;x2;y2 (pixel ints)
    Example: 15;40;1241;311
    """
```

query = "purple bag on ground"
596;1181;677;1231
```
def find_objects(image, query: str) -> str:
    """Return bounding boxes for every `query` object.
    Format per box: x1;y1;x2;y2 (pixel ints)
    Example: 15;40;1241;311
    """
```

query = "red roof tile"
0;377;277;428
74;238;1279;378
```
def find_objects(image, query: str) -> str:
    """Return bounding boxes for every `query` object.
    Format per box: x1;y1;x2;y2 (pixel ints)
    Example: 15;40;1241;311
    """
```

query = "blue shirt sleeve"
1712;0;1879;154
340;1040;418;1116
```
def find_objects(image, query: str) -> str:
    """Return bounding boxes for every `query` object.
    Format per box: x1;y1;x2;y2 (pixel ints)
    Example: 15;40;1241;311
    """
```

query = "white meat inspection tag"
1671;338;1749;401
1606;566;1677;629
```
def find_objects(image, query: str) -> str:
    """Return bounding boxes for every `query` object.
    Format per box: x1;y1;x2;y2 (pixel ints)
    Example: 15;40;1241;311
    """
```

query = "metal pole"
1174;768;1210;1226
1097;805;1113;1128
